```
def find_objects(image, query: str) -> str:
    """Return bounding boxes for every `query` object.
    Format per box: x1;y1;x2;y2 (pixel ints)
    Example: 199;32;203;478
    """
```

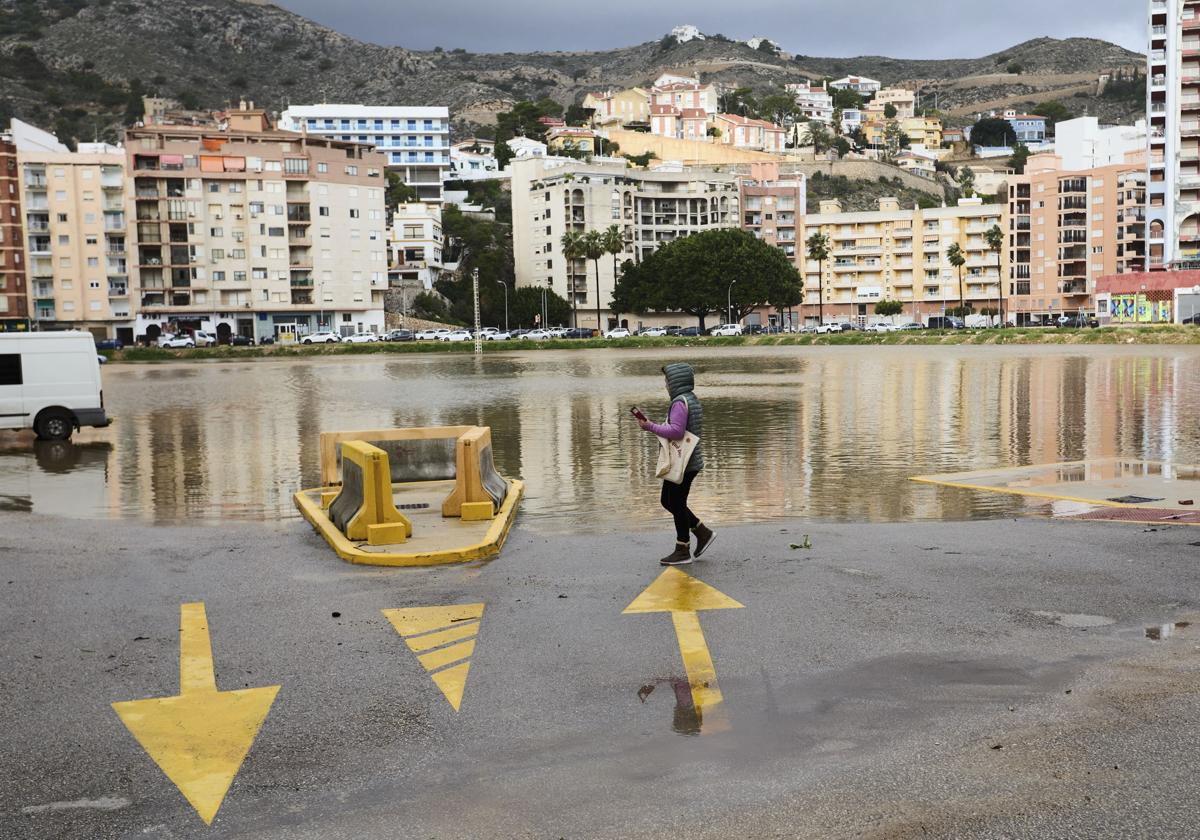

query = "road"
2;512;1198;838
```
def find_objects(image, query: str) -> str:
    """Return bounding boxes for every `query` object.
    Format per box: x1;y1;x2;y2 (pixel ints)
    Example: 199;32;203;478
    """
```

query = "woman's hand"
638;418;652;431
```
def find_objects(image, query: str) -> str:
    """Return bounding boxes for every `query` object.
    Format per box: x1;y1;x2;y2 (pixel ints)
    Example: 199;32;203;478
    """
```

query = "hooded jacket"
663;362;704;472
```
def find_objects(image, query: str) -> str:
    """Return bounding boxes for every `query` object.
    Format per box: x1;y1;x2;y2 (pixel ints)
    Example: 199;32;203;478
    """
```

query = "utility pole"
472;269;482;355
496;279;509;333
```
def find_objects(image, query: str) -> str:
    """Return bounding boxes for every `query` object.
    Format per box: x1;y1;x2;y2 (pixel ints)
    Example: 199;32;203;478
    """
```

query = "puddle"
1146;621;1191;641
636;677;704;736
1033;611;1116;628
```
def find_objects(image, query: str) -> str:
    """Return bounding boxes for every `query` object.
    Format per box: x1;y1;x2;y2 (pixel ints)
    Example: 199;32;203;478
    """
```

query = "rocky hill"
0;0;1146;145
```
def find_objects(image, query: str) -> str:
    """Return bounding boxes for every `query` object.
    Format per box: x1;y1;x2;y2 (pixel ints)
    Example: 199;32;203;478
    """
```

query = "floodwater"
2;346;1199;533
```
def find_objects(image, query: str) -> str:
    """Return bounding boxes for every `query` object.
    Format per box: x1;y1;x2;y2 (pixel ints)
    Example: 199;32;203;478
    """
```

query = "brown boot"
692;524;716;558
660;542;693;566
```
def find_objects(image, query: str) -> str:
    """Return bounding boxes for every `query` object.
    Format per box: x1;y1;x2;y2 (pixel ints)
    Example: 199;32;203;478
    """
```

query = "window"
212;248;225;260
89;279;100;288
57;213;68;223
234;271;246;283
87;257;98;267
0;354;22;386
209;183;220;193
210;227;223;237
58;235;70;246
213;270;225;281
317;162;328;173
349;208;359;218
345;165;358;176
85;235;97;246
252;267;268;280
318;206;330;217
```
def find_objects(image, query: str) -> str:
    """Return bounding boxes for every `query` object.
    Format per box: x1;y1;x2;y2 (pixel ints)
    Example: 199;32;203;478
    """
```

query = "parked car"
189;330;217;347
676;326;706;337
158;333;196;349
440;330;473;342
94;338;123;351
229;335;255;346
869;323;893;333
508;329;530;339
414;329;439;340
302;331;341;344
385;329;415;342
484;330;511;341
604;328;631;339
815;323;842;334
524;329;552;341
926;316;966;330
1183;314;1200;326
0;332;111;440
259;335;275;345
710;324;744;337
895;322;924;331
343;332;380;343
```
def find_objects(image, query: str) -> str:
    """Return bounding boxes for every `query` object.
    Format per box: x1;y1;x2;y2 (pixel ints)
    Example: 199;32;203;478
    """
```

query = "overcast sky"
272;0;1143;57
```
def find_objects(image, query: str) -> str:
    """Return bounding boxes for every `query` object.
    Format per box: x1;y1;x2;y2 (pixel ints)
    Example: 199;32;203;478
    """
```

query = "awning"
159;154;184;166
223;157;246;171
199;156;224;173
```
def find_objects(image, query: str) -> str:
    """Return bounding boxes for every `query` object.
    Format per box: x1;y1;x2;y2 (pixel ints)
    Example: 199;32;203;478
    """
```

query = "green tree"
807;121;833;154
946;241;967;311
883;103;898;120
437;205;515;324
560;230;584;328
719;86;758;116
564;103;594;125
986;224;1006;326
611;229;801;331
495;98;563;169
757;93;800;126
881;120;907;163
1033;100;1073;130
386;170;419;207
806;231;830;324
827;83;863;111
412;291;456;323
756;38;779;55
511;285;570;329
601;224;625;325
580;229;606;332
957;166;976;198
1007;142;1031;175
970;117;1017;147
874;300;903;323
1006;62;1023;75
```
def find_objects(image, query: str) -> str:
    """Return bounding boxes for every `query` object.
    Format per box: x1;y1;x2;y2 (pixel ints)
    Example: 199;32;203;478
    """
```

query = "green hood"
663;363;695;399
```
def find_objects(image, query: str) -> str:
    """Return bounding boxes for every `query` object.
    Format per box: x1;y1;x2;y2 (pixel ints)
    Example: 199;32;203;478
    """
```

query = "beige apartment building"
802;197;1006;325
1004;150;1146;323
511;156;741;330
126;109;388;343
0;136;29;330
17;145;132;341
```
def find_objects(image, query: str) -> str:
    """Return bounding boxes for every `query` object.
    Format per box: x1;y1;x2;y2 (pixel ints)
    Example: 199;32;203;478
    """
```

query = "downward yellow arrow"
624;568;744;730
112;603;280;825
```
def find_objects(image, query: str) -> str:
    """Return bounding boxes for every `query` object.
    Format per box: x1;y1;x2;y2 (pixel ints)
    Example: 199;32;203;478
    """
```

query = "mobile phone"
630;406;648;422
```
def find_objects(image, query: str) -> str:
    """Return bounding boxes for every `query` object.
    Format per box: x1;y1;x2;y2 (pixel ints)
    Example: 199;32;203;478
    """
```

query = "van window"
0;354;21;386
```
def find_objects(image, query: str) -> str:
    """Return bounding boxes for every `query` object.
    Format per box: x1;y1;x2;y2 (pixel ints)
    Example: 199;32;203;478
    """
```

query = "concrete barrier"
328;441;413;546
442;426;510;520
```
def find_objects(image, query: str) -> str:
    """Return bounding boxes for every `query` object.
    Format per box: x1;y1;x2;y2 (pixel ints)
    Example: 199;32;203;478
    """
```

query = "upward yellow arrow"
624;568;744;731
112;603;280;825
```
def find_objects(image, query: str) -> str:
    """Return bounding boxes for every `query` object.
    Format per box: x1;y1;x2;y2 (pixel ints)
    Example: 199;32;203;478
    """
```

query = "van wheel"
35;409;74;441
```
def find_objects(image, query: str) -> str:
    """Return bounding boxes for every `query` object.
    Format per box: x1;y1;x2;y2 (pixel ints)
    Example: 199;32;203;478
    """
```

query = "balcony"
28;237;51;255
108;280;128;297
1059;281;1088;295
33;283;54;298
290;273;314;287
25;174;47;188
291;290;314;305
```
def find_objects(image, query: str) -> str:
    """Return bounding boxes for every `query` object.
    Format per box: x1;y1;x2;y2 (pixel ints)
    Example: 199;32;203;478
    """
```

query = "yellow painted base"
294;479;524;567
367;522;410;546
320;491;338;510
460;500;495;522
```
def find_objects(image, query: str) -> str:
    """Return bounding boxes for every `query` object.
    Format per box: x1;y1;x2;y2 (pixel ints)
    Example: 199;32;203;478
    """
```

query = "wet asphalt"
1;512;1199;839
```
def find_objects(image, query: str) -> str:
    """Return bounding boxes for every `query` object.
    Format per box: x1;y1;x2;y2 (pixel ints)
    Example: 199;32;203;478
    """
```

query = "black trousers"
661;470;700;543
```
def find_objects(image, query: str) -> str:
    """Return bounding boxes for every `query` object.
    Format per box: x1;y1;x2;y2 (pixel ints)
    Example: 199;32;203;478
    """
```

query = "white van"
0;332;110;440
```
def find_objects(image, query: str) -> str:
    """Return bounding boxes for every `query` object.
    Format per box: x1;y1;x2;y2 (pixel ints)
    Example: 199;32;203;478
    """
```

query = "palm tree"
986;224;1006;327
947;241;966;314
581;230;606;335
805;231;830;325
600;224;625;329
560;230;584;328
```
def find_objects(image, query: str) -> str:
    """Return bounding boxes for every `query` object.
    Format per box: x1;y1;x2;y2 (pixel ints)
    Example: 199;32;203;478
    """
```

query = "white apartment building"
511;156;740;330
126;117;388;343
868;88;917;119
279;105;449;203
829;76;882;96
785;82;834;124
449;139;503;181
389;202;443;292
17;144;133;341
1055;117;1148;171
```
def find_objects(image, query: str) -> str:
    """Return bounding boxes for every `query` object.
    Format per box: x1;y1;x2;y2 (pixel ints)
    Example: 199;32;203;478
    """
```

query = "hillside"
0;0;1146;145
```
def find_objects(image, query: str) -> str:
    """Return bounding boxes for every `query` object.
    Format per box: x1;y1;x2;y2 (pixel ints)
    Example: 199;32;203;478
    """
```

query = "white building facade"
279;105;450;203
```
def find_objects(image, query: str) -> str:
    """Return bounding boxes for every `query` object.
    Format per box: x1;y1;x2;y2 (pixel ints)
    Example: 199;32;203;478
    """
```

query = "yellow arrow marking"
624;568;743;730
383;603;485;711
111;603;280;825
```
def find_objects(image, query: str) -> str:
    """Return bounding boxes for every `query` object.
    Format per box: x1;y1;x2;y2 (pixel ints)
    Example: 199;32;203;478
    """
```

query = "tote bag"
655;432;700;485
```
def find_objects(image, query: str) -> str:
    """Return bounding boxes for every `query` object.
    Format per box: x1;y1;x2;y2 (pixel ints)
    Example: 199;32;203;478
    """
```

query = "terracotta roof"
680;108;708;119
651;104;679;115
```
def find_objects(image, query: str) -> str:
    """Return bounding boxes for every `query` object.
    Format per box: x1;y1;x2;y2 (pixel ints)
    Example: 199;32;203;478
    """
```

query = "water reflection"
1;346;1198;531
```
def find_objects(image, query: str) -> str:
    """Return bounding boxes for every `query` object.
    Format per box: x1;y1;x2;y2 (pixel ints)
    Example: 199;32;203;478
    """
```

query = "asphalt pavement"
1;512;1198;839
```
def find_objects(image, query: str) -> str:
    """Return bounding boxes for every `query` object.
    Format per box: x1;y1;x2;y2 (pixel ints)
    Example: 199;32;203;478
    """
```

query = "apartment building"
712;114;787;152
1004;110;1048;143
17;144;132;341
785;82;834;124
126;114;387;343
582;88;652;127
1147;0;1200;268
0;135;29;330
1005;151;1147;323
511;156;740;329
740;163;807;263
449;139;501;181
389;202;443;290
867;88;917;119
801;197;1006;325
278;105;449;203
829;76;882;95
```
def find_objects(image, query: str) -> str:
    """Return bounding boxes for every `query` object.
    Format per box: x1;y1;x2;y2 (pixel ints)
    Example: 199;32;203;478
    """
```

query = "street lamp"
496;279;509;333
727;279;737;325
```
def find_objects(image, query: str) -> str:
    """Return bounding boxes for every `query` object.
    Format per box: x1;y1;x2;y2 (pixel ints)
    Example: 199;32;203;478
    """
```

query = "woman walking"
637;363;715;565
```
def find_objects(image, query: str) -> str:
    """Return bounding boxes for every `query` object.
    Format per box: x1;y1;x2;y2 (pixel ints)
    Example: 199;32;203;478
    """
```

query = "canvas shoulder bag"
655;431;700;485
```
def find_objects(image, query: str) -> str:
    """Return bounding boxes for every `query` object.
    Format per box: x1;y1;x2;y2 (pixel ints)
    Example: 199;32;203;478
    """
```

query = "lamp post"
496;279;509;333
727;279;737;325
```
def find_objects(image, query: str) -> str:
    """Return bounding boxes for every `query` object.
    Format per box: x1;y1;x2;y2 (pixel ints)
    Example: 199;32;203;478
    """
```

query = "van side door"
0;349;25;428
